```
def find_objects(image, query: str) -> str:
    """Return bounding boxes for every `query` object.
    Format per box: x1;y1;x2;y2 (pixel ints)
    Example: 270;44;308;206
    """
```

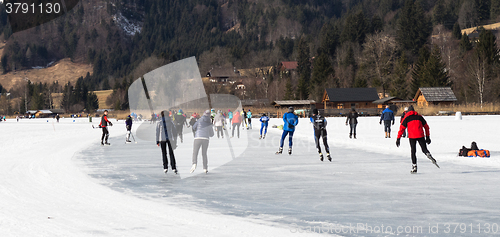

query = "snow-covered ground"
1;115;499;236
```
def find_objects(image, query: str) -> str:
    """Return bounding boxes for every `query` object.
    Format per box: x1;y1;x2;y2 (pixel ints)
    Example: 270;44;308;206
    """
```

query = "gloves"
426;136;431;144
156;141;159;146
109;122;113;126
379;121;382;125
392;121;394;125
396;138;400;147
345;123;348;126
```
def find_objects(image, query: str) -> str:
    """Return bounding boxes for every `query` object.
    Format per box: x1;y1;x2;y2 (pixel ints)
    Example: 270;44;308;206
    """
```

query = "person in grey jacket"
156;111;178;174
190;110;214;174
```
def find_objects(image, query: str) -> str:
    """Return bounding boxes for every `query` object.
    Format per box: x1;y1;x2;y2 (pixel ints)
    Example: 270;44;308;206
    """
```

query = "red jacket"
232;112;242;124
397;111;429;139
99;115;111;127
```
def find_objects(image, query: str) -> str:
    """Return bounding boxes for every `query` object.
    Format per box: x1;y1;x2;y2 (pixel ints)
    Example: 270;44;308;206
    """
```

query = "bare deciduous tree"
361;32;398;96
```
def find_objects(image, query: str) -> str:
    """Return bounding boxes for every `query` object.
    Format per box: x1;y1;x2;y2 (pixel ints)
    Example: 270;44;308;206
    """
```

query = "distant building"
372;96;415;109
205;68;241;84
322;88;380;109
414;87;457;107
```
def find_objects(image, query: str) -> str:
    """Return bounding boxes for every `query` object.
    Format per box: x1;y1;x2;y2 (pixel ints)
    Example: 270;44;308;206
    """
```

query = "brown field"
93;90;114;110
398;103;500;116
0;58;92;90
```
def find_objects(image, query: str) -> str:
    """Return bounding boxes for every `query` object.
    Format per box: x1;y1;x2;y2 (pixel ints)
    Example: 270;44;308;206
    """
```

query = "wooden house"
414;87;457;107
322;88;380;109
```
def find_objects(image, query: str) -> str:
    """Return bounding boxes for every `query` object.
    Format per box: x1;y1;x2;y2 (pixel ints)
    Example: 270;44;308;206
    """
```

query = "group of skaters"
98;103;439;175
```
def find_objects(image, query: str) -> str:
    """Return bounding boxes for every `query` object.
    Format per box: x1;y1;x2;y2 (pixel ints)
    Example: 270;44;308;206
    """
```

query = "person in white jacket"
214;110;225;139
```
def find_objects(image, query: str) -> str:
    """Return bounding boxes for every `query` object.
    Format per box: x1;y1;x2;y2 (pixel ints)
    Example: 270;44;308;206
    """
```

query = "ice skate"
190;164;197;173
164;169;168;174
259;135;262;139
173;169;178;174
319;153;324;161
262;134;265;139
288;147;292;155
426;153;440;168
411;164;417;173
203;169;208;174
327;153;332;162
276;147;283;155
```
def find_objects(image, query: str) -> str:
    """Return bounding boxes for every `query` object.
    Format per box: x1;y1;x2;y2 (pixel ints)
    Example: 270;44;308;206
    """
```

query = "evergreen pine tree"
491;0;500;20
411;46;430;96
421;46;451;87
296;38;311;100
283;77;294;100
476;29;500;64
452;22;462;39
397;0;432;55
391;53;410;99
459;33;473;53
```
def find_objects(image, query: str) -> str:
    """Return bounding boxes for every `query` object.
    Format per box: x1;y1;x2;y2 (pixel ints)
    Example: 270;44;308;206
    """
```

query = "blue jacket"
283;112;298;131
260;115;269;125
380;108;395;122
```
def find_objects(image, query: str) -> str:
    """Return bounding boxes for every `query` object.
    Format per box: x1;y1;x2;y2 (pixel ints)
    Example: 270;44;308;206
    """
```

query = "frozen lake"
2;115;500;236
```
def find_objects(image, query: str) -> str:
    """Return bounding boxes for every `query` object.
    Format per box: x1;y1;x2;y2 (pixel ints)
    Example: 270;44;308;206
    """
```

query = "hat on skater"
312;108;318;115
404;107;408;111
288;106;294;113
204;110;211;117
178;109;183;113
407;105;414;111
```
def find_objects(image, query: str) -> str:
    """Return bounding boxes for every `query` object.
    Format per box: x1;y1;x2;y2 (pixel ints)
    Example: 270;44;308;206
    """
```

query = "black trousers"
176;124;184;141
160;140;176;170
409;138;429;165
101;127;109;142
314;129;330;154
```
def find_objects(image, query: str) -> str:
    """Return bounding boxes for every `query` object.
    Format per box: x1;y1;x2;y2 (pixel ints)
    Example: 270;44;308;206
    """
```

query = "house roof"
26;110;38;114
323;88;380;102
274;100;316;106
38;110;53;114
280;61;298;70
372;96;403;104
415;87;457;102
206;68;240;78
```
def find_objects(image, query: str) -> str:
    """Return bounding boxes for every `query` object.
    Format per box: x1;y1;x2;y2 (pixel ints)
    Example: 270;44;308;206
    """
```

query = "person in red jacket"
99;110;113;145
396;105;439;173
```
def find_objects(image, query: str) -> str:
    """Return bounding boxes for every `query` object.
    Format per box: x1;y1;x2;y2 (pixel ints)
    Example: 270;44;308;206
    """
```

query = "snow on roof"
38;110;53;114
274;100;316;106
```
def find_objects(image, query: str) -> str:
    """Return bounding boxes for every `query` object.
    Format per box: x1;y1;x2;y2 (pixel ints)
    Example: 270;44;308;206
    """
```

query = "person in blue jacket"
380;105;395;138
259;113;269;139
276;107;298;155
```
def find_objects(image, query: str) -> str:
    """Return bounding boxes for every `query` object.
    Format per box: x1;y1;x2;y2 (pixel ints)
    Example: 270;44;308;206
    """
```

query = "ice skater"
380;105;395;138
396;105;439;173
242;109;248;129
276;107;298;155
214;110;225;138
156;111;178;174
400;107;408;138
259;113;269;139
99;110;113;145
189;113;199;136
311;109;330;161
345;108;358;139
246;109;252;129
174;109;188;143
231;110;242;138
227;109;233;130
190;110;214;174
125;114;133;142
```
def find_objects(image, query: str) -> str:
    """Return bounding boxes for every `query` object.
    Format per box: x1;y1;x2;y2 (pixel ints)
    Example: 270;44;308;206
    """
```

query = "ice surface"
2;115;500;236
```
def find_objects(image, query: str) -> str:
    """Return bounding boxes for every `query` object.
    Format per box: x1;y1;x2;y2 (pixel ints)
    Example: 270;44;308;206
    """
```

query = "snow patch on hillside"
113;12;142;36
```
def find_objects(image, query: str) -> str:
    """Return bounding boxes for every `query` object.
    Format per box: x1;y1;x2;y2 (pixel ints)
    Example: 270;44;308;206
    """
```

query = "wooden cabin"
322;88;380;109
414;87;457;107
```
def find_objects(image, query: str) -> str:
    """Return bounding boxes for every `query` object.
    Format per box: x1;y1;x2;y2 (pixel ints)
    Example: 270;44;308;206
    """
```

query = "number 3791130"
5;2;61;14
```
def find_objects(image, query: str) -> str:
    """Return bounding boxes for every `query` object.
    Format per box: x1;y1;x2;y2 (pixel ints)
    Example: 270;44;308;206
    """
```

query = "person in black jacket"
99;110;113;145
311;109;330;161
125;115;133;142
345;108;358;139
174;109;188;143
